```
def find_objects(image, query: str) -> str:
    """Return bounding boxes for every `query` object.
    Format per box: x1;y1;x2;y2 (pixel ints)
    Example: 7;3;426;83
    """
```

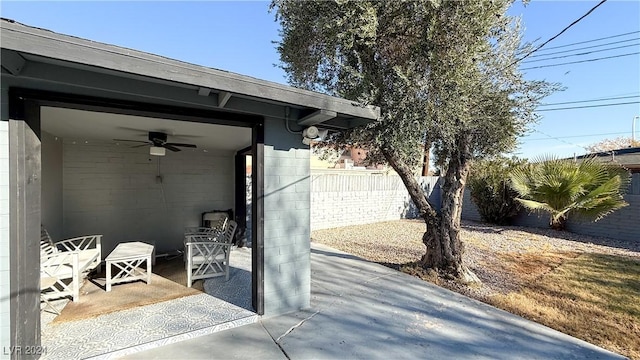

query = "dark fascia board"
0;19;380;126
9;87;263;128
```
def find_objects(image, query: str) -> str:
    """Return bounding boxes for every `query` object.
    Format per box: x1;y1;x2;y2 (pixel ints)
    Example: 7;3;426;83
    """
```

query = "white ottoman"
105;241;154;292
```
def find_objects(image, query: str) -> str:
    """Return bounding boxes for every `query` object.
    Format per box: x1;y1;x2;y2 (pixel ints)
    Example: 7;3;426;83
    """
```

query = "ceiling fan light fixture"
150;146;166;156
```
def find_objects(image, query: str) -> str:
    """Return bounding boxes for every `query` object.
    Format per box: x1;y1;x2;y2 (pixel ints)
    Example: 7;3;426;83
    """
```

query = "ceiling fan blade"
131;144;149;148
115;126;150;134
164;144;182;152
171;134;203;139
113;139;149;144
166;143;197;148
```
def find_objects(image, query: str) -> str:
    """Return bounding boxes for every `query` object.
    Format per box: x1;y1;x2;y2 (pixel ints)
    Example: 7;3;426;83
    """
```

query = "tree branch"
380;145;438;219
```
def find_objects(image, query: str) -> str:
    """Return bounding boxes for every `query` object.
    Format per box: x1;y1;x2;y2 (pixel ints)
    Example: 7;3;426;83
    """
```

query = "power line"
529;37;639;58
537;101;640;112
507;0;608;68
520;52;639;70
533;30;640;52
610;92;640;97
539;95;640;107
522;43;639;64
531;129;589;151
527;131;631;141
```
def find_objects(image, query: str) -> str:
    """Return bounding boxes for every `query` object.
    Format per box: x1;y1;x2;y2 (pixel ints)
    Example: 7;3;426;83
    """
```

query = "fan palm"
509;155;630;230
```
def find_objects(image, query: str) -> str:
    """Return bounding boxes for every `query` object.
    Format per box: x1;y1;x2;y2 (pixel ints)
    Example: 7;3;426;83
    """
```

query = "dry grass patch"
494;251;580;285
488;253;640;359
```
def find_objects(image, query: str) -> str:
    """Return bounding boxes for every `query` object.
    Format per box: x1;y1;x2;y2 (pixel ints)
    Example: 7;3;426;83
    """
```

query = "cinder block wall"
312;175;638;244
262;117;311;316
566;195;640;241
0;120;9;359
41;132;63;241
311;174;441;230
460;189;482;222
60;139;234;255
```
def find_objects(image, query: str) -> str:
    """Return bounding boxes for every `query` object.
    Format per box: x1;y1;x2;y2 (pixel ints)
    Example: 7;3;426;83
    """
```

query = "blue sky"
1;1;638;160
508;1;640;159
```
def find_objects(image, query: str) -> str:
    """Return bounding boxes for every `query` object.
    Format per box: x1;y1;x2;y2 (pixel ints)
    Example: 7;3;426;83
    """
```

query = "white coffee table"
105;241;154;292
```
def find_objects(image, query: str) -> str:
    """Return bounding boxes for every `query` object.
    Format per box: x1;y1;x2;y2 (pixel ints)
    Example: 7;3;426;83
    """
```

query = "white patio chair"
184;227;222;236
183;214;229;261
40;226;102;304
185;220;237;287
183;228;219;263
202;212;230;233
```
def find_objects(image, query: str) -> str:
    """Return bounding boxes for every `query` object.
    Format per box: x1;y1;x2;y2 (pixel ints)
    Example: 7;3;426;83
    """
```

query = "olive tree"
271;0;555;282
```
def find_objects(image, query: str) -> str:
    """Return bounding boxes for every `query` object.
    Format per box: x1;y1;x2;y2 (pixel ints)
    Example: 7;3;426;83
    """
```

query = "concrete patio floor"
126;243;625;360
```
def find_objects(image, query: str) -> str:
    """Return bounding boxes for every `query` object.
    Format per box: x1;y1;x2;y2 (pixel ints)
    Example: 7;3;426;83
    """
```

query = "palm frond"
509;154;631;228
573;175;629;221
515;198;556;214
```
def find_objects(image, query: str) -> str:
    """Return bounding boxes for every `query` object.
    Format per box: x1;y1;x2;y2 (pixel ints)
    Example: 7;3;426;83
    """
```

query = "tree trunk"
550;215;567;231
421;141;432;176
381;145;480;284
422;154;479;283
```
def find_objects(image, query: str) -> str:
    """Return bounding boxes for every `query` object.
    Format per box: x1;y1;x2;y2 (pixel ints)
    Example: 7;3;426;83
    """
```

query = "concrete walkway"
126;243;624;360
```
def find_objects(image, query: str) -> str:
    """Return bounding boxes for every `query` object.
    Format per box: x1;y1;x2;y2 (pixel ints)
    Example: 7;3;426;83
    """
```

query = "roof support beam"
197;87;211;96
1;50;25;75
297;109;337;126
6;61;311;121
218;91;232;108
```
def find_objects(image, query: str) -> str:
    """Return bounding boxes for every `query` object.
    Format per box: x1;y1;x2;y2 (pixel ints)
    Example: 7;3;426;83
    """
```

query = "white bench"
40;226;102;313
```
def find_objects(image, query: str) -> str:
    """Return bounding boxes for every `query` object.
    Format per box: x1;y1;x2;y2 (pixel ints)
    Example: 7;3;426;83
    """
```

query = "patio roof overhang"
0;18;380;130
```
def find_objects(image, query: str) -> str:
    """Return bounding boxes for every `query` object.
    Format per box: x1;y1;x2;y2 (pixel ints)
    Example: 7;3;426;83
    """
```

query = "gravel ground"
311;219;640;300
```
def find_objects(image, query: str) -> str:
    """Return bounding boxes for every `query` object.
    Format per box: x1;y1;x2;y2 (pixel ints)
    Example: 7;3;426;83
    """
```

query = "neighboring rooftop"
575;147;640;172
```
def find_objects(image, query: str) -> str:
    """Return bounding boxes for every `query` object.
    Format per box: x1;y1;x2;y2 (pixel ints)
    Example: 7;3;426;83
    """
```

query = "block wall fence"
307;172;639;244
309;172;441;230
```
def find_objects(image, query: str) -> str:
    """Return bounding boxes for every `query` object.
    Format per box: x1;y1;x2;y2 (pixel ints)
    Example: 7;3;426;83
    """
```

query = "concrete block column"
262;118;311;316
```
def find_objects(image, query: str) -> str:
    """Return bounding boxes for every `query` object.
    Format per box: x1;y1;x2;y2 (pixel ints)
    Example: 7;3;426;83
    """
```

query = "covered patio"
36;92;258;359
1;18;379;359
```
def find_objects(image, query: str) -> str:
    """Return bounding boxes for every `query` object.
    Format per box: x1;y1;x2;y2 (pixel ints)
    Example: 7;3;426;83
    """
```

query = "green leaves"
509;156;630;230
468;157;525;225
271;0;558;172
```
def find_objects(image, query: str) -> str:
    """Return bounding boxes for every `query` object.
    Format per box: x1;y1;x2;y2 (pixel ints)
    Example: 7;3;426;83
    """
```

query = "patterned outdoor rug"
41;250;256;359
42;293;258;360
53;257;202;323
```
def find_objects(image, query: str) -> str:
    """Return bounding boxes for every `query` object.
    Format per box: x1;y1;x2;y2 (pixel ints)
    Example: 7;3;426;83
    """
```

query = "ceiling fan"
114;131;197;153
